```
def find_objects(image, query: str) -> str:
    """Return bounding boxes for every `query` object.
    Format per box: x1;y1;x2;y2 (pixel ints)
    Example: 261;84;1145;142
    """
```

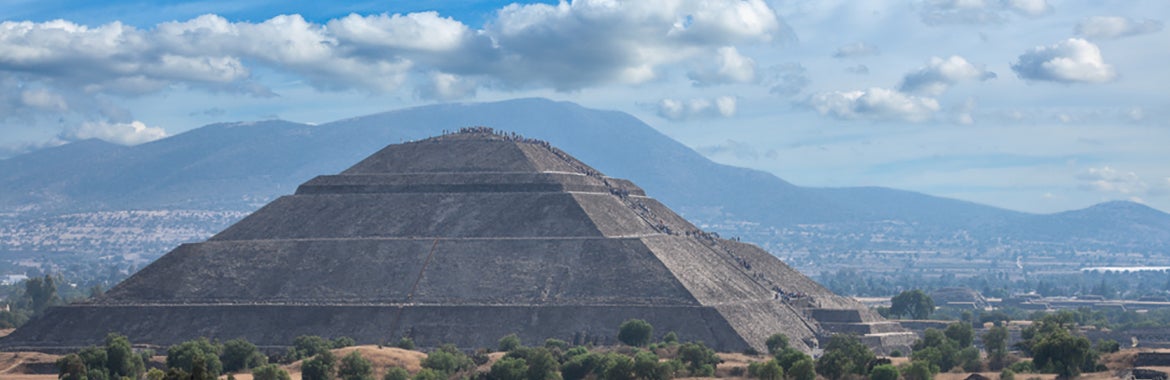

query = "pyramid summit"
1;127;912;353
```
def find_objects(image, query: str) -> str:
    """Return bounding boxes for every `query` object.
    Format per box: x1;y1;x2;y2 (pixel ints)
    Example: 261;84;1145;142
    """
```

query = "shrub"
870;364;900;380
661;332;678;345
676;342;719;376
421;345;474;375
902;360;936;380
222;338;266;372
167;338;224;378
1000;368;1016;380
412;368;444;380
333;337;357;349
788;358;815;380
396;337;415;350
252;364;292;380
618;320;654;347
490;357;529;380
765;334;789;355
383;367;410;380
57;354;87;380
338;351;374;380
499;334;523;352
294;336;335;360
302;351;336;380
757;360;783;380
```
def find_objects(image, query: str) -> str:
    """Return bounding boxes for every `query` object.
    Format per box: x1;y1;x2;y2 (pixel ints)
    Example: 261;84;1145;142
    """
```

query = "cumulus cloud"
1076;16;1164;40
656;96;737;121
687;46;757;86
1011;38;1116;83
832;42;880;59
1076;167;1160;198
808;88;939;122
919;0;1051;25
899;55;995;96
415;72;477;101
62;120;167;145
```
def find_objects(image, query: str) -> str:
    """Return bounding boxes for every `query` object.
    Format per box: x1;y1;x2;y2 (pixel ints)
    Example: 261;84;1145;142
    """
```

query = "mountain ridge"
1;98;1167;253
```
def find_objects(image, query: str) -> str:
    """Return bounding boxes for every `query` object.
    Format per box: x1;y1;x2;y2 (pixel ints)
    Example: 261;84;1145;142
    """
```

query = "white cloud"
656;96;737;121
919;0;1051;25
808;87;940;123
762;63;809;97
832;42;879;59
62;120;168;145
327;12;471;53
1011;38;1116;83
20;88;66;111
688;46;757;86
1077;166;1150;196
415;72;477;101
1076;16;1164;40
899;55;995;96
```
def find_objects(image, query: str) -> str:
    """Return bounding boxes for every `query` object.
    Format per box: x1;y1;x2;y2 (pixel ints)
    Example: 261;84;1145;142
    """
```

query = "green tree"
23;275;59;313
944;322;975;348
676;342;719;376
412;369;443;380
252;364;292;380
302;351;337;380
870;364;900;380
756;360;783;380
396;337;415;350
1031;328;1093;379
633;351;663;380
333;337;357;349
499;334;523;352
166;338;223;378
891;290;935;319
1000;368;1016;380
222;338;266;372
604;354;636;380
815;335;875;380
661;332;678;345
146;368;166;380
490;357;529;380
764;334;789;355
383;367;410;380
294;336;335;360
421;345;474;376
503;347;560;380
788;358;816;380
57;353;88;380
774;347;810;372
78;346;107;378
902;361;936;380
983;326;1009;358
105;333;145;379
338;351;374;380
618;319;654;347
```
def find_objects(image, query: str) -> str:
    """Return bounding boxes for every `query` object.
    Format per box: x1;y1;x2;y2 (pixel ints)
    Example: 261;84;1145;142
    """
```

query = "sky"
1;0;1168;214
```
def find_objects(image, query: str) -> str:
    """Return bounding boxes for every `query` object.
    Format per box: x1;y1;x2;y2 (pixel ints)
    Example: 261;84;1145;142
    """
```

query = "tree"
902;360;935;380
412;369;443;380
333;337;356;349
1031;328;1093;379
774;347;810;372
870;364;900;380
499;334;523;352
105;333;145;379
764;334;789;355
222;338;267;372
788;358;816;380
396;337;415;350
618;319;653;347
252;364;292;380
383;367;410;380
676;342;719;376
57;354;88;380
891;290;934;319
815;335;875;380
167;338;223;378
944;322;975;348
984;325;1011;370
503;347;560;380
146;368;166;380
338;351;374;380
490;357;529;380
421;345;474;376
756;360;783;380
662;332;678;345
302;351;337;380
24;275;59;313
294;336;335;361
633;351;663;380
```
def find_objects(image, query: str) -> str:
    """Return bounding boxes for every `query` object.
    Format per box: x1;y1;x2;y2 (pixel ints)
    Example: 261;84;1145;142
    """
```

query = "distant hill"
2;98;1168;257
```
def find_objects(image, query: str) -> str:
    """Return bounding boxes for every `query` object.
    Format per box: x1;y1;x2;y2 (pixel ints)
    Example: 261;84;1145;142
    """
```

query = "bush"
765;334;789;355
815;335;874;380
383;367;410;380
105;333;145;379
421;345;474;375
294;336;335;360
676;342;719;376
490;357;529;380
338;351;374;380
870;364;900;380
252;364;292;380
1096;339;1121;353
146;368;165;380
333;337;357;349
412;368;444;380
302;352;336;380
499;334;523;352
789;358;815;380
1000;368;1016;380
662;332;678;345
1008;360;1034;374
544;339;569;352
757;360;784;380
222;338;266;372
167;338;224;378
902;360;936;380
396;337;415;350
57;354;87;380
774;347;810;372
618;320;654;347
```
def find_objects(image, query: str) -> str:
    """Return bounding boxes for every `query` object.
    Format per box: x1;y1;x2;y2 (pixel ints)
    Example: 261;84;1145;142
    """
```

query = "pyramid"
1;128;913;353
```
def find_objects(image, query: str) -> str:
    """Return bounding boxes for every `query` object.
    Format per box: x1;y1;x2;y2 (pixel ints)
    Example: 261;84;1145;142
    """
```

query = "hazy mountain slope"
1;98;1167;250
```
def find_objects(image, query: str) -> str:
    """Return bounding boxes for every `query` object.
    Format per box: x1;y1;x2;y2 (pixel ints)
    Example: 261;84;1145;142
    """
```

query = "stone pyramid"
1;128;912;353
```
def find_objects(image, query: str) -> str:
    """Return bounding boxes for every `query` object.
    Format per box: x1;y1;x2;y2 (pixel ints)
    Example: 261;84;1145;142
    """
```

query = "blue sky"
1;0;1168;214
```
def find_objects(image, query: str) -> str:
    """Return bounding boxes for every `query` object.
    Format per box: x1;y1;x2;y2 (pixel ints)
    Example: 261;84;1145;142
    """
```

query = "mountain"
2;98;1168;263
